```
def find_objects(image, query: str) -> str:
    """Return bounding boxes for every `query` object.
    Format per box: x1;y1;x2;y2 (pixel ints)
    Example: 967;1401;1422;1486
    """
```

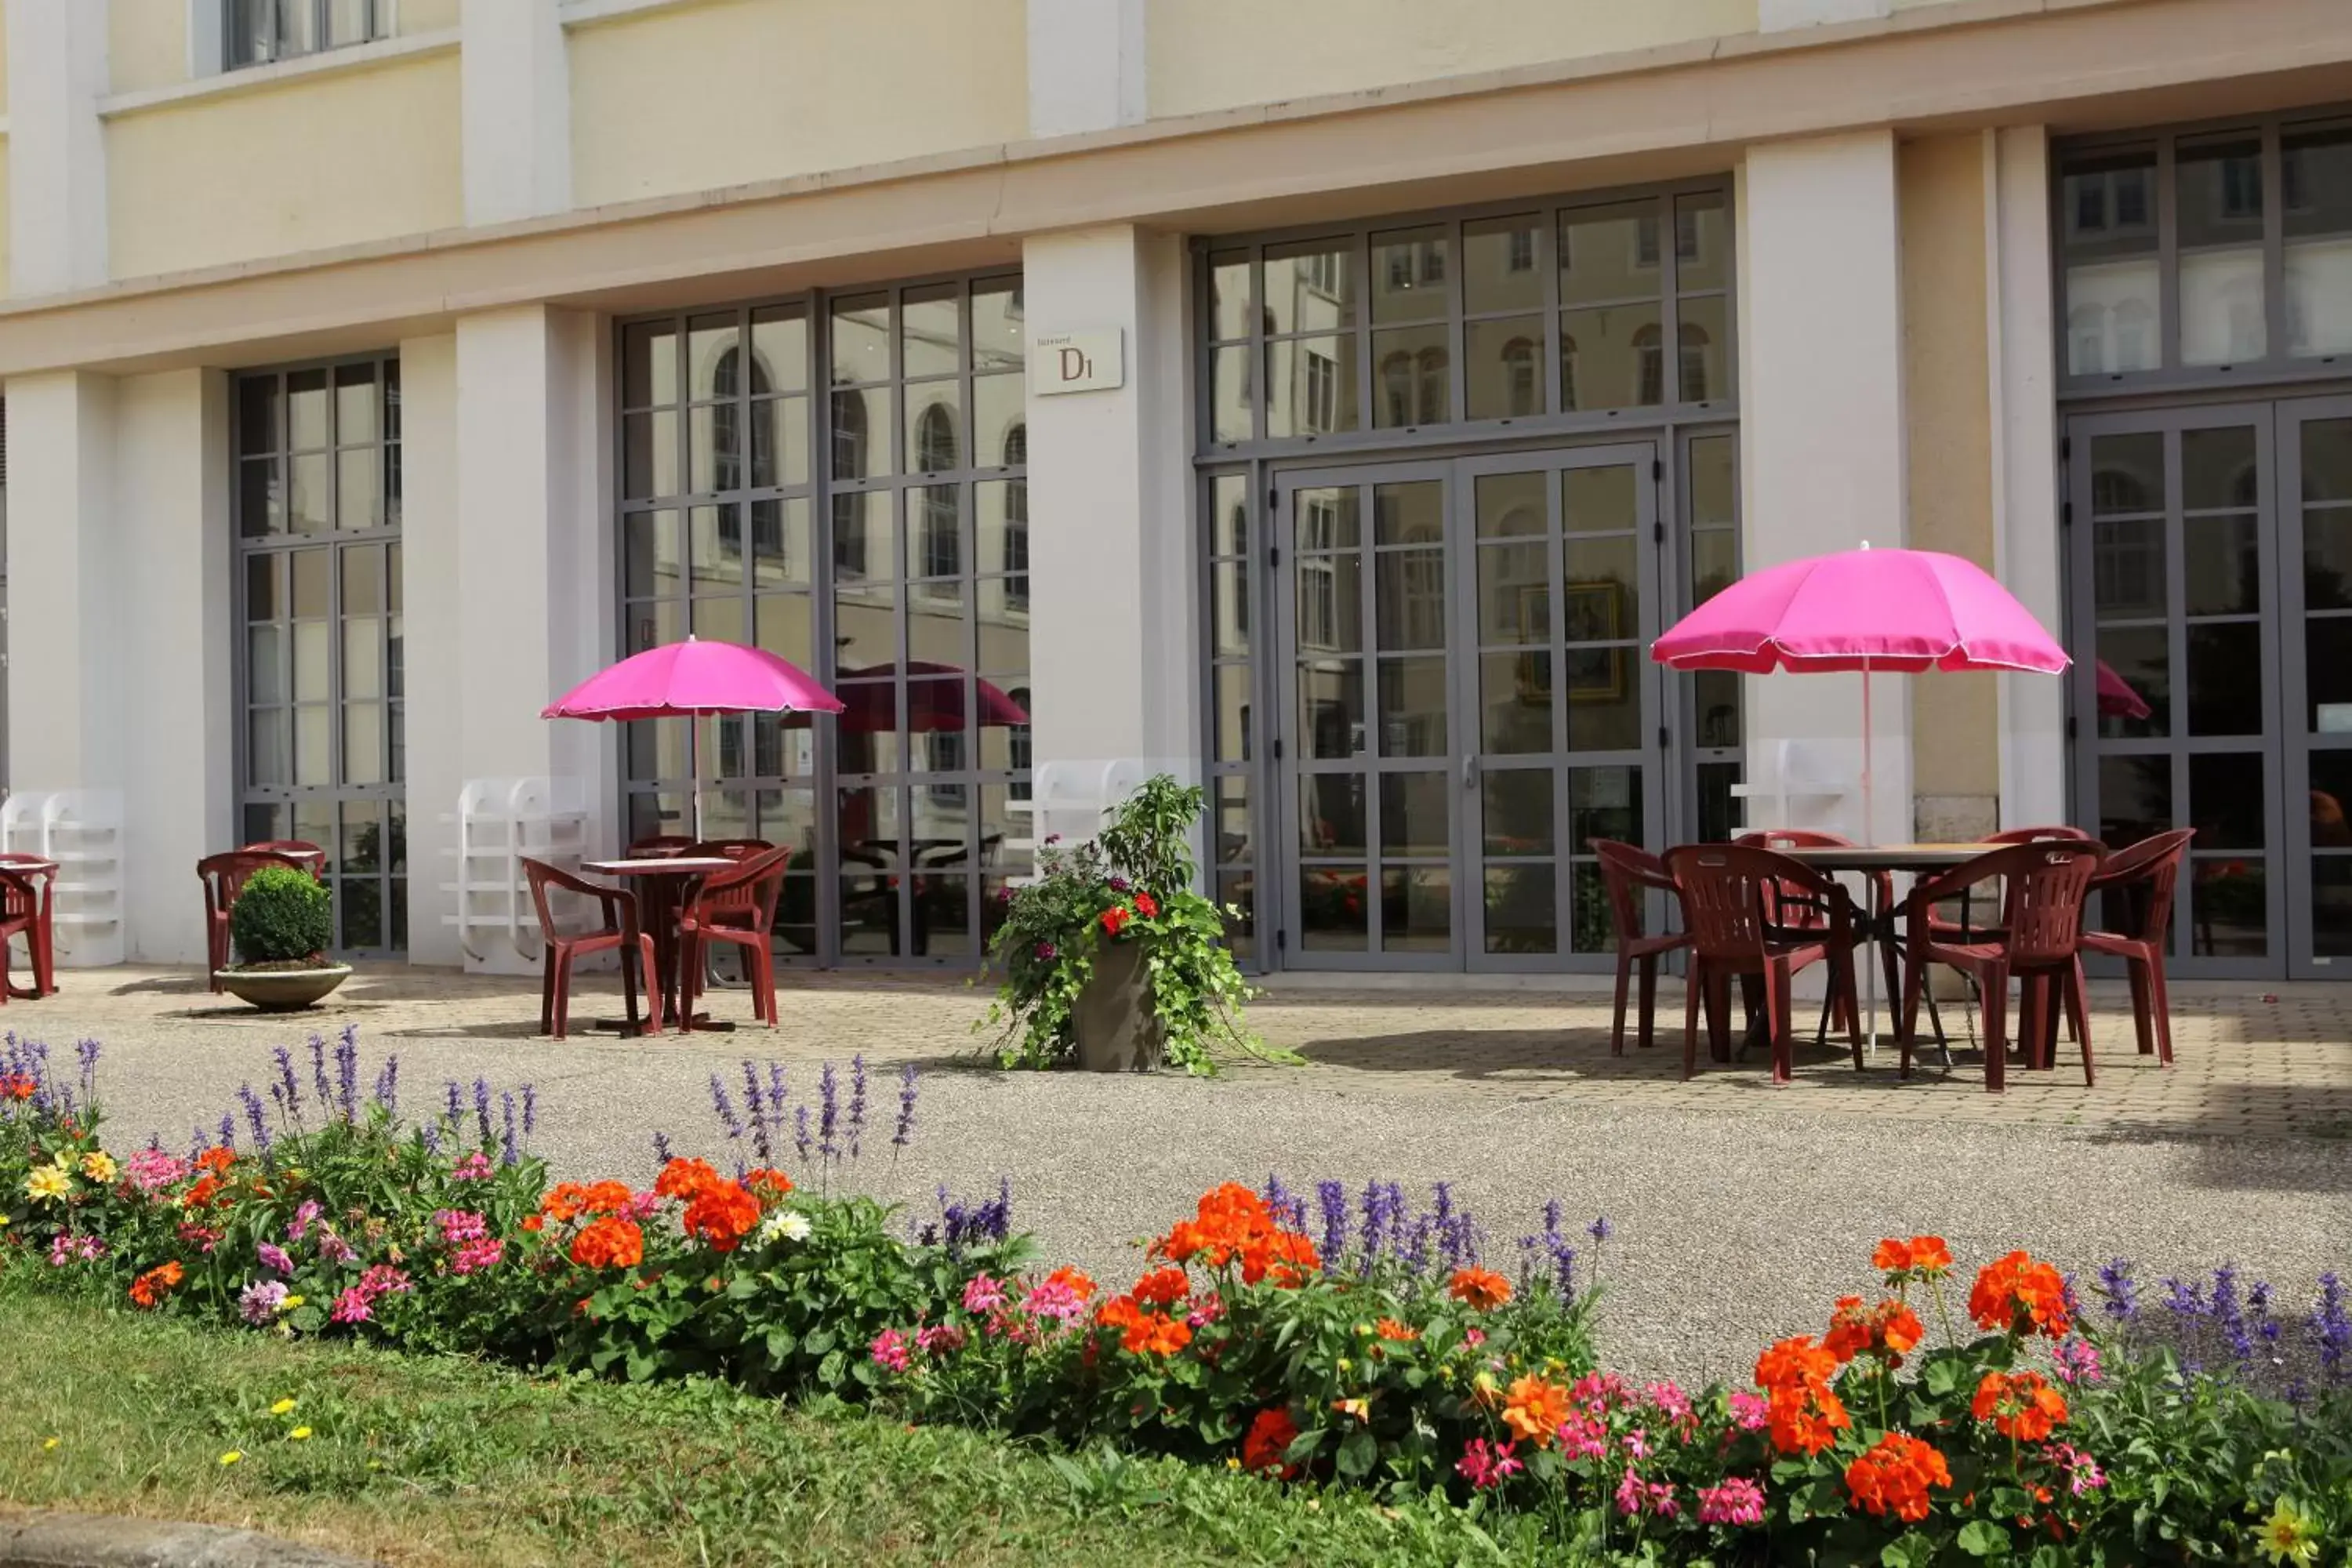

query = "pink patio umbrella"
543;636;844;839
2096;659;2153;721
1651;545;2071;844
789;662;1029;733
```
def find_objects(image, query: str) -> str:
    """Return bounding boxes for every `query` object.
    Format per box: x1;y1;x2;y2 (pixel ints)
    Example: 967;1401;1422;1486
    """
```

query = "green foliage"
980;775;1279;1076
230;864;333;965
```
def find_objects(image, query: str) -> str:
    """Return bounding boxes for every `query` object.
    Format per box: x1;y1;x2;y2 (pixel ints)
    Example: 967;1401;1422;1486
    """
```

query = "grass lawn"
0;1274;1536;1567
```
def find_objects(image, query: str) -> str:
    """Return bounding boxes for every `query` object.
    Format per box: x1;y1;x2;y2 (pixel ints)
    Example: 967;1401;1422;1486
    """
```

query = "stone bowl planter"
214;964;352;1011
1073;937;1165;1072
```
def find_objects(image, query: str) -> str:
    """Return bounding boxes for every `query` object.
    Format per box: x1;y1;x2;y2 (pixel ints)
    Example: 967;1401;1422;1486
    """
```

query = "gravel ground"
58;1007;2352;1387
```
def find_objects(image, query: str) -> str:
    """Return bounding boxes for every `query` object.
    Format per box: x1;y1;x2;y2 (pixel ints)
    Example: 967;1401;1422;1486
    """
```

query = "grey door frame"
1269;441;1663;974
2065;400;2288;980
2275;394;2352;980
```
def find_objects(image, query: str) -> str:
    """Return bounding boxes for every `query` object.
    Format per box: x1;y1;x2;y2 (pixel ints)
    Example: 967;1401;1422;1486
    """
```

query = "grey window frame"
224;0;389;70
230;351;407;957
2056;108;2352;401
614;270;1032;971
1196;176;1737;463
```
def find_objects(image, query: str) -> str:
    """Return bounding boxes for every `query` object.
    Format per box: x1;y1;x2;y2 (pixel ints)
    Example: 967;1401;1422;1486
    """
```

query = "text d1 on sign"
1031;329;1126;395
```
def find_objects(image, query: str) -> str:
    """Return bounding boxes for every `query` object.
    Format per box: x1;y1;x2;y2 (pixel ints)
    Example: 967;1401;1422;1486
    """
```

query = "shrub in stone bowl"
220;864;347;1009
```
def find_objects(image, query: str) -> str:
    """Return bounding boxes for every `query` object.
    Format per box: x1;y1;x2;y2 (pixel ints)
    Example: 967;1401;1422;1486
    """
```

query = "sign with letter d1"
1031;329;1126;395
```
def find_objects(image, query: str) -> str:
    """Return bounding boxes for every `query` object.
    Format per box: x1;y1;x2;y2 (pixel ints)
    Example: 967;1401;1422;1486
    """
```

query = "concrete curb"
0;1513;377;1568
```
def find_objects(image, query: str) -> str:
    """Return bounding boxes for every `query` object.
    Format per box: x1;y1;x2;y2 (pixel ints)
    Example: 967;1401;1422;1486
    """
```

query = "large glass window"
1204;184;1733;452
234;357;406;955
619;274;1031;966
2062;114;2352;386
226;0;388;70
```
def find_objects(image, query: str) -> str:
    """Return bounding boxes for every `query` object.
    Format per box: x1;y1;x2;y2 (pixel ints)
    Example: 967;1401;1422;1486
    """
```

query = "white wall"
1737;130;1912;844
1987;125;2069;833
1021;225;1198;788
460;0;570;224
5;0;109;294
5;372;122;793
1027;0;1145;138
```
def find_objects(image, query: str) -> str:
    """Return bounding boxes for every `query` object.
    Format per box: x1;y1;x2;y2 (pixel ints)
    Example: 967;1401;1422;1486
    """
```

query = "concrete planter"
214;964;352;1011
1073;936;1165;1072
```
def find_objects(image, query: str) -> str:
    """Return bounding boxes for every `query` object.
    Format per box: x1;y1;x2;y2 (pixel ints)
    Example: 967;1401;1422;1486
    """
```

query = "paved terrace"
13;965;2351;1384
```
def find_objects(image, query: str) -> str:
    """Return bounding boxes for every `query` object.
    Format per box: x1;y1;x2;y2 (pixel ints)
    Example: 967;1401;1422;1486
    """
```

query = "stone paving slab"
9;963;2350;1383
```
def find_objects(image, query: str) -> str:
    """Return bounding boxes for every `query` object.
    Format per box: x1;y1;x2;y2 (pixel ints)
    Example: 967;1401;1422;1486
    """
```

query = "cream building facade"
0;0;2347;981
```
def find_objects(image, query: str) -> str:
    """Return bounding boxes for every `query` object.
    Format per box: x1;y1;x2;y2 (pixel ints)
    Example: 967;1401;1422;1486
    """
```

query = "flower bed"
5;1032;2350;1564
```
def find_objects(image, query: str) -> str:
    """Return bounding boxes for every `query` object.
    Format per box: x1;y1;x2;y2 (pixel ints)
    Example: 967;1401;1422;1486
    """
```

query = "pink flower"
870;1328;912;1373
124;1149;187;1193
1696;1475;1766;1526
434;1209;488;1246
1558;1411;1608;1462
1020;1279;1086;1323
330;1287;374;1325
627;1191;664;1221
1614;1468;1646;1516
257;1242;294;1276
1454;1438;1523;1490
1727;1389;1770;1432
355;1264;412;1299
2045;1441;2108;1496
47;1232;103;1266
1463;1327;1486;1348
2053;1337;2104;1385
1186;1293;1226;1330
451;1151;494;1181
1623;1426;1652;1460
316;1231;358;1265
449;1237;505;1276
1643;1380;1693;1425
963;1273;1007;1315
1570;1371;1630;1415
289;1200;323;1241
915;1323;967;1356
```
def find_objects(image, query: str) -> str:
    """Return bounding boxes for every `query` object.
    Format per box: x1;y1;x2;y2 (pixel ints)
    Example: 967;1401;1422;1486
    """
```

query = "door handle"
1461;753;1480;791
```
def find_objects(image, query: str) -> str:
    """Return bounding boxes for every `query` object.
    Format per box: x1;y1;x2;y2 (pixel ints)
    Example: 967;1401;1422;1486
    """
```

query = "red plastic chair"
676;847;792;1029
197;849;321;993
1897;840;2103;1092
2081;828;2194;1067
1664;844;1863;1084
1592;840;1690;1055
1936;824;2099;941
0;855;59;1000
523;858;661;1041
1736;829;1893;1030
245;839;328;877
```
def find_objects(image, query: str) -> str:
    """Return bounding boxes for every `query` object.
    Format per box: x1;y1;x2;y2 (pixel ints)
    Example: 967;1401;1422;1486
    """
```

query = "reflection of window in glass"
1415;348;1446;425
1562;335;1580;412
1305;350;1338;433
1507;230;1536;273
1635;213;1661;270
832;495;868;578
1401;528;1444;647
1674;206;1701;263
1380;352;1413;427
2220;155;2263;221
921;495;958;579
1678;324;1713;404
1228;501;1249;636
1632;324;1665;406
227;0;387;70
1300;499;1340;650
1305;251;1341;297
2093;523;2161;610
831;384;867;490
1502;337;1537;416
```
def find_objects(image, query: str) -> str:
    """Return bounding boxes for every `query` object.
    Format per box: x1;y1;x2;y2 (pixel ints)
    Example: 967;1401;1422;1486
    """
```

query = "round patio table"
580;855;736;1033
1755;842;2007;1059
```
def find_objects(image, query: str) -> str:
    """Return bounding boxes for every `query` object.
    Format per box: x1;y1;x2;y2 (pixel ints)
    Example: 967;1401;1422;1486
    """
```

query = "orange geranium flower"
1096;1294;1143;1331
682;1181;762;1252
1120;1310;1193;1356
182;1175;224;1209
1447;1266;1512;1311
1972;1370;2069;1442
194;1146;237;1175
1500;1375;1572;1445
1755;1334;1851;1456
655;1156;724;1202
542;1183;590;1222
128;1260;184;1309
1150;1185;1319;1287
521;1214;546;1232
1846;1431;1951;1523
1132;1267;1190;1308
742;1167;795;1203
1240;1230;1319;1288
1241;1406;1299;1477
1374;1317;1419;1343
1968;1250;2073;1339
569;1215;644;1270
1872;1235;1955;1282
1824;1295;1926;1367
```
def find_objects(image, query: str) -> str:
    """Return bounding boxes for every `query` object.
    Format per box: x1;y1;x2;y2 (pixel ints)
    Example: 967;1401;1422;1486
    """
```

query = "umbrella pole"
690;715;704;841
1861;656;1879;1052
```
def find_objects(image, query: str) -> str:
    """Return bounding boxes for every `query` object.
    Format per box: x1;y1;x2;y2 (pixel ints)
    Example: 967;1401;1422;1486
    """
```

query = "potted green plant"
979;775;1287;1076
214;865;350;1011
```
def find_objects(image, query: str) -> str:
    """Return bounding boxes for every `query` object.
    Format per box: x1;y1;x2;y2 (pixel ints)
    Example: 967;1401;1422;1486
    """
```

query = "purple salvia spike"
308;1033;331;1108
500;1091;519;1166
473;1078;492;1148
519;1083;533;1139
818;1062;838;1160
848;1055;867;1160
891;1064;918;1150
793;1105;811;1163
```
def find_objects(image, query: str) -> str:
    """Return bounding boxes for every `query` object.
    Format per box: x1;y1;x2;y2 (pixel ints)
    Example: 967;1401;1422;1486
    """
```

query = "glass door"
2067;405;2285;978
1277;465;1462;969
1458;445;1662;971
1272;444;1663;973
2278;397;2352;978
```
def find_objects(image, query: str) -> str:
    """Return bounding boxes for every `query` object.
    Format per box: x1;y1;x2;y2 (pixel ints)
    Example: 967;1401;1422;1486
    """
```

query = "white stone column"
1025;0;1145;138
1737;130;1911;844
5;372;122;793
114;368;235;963
5;0;111;293
1987;125;2069;833
460;0;572;225
429;304;612;971
1021;225;1196;786
398;332;464;966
